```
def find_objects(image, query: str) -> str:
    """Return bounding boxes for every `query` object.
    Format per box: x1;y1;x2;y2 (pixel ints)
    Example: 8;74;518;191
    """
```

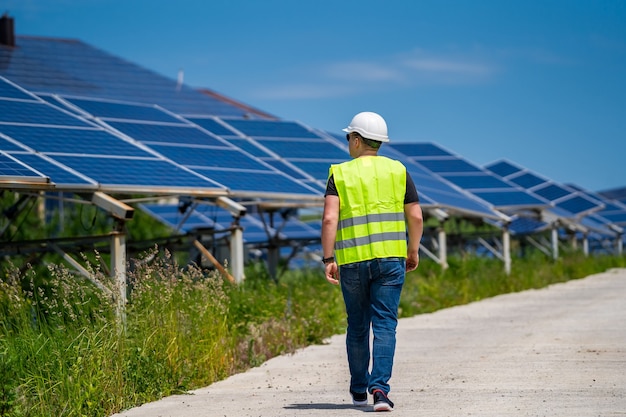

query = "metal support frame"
476;223;511;274
49;243;112;297
230;225;245;283
110;225;127;323
525;235;553;258
551;225;559;260
215;196;246;282
503;226;511;275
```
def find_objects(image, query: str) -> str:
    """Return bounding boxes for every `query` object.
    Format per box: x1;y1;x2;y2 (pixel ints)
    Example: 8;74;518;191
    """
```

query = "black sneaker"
372;389;394;412
350;389;368;407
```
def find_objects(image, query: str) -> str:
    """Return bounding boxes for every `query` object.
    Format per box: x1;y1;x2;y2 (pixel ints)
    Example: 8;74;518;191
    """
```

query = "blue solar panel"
388;142;546;213
64;97;182;123
262;160;309;180
289;161;334;182
444;174;512;189
258;214;320;240
225;138;271;158
0;152;48;181
555;195;604;216
8;153;93;185
0;99;91;127
190;168;317;195
378;146;437;177
0;77;34;100
51;155;220;188
0;37;247;116
533;184;571;201
484;159;604;217
224;119;320;138
139;203;221;232
52;100;322;197
568;184;626;226
484;160;521;177
508;172;546;189
600;212;626;224
201;119;347;191
367;144;499;217
417;159;483;173
0;91;229;190
0;134;25;151
0;125;152;157
148;144;271;170
107;121;226;147
141;202;320;243
371;145;501;218
473;191;548;207
390;143;453;157
188;117;239;136
508;217;549;235
255;138;348;159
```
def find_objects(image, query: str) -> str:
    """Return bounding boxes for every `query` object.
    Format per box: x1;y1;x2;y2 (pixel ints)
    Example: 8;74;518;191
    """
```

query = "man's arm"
321;194;340;284
404;202;423;272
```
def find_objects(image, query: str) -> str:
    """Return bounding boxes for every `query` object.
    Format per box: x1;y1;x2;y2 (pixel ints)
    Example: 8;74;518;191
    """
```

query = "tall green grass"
1;249;624;416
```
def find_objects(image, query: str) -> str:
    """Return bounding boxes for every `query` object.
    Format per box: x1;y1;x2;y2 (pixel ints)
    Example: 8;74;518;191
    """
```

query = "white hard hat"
342;111;389;143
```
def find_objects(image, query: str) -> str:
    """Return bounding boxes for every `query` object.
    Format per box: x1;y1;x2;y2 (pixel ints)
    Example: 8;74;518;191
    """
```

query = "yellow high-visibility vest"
329;156;407;265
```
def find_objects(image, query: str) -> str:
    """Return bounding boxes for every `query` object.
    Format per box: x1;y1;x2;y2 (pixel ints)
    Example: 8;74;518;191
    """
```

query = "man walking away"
321;111;423;412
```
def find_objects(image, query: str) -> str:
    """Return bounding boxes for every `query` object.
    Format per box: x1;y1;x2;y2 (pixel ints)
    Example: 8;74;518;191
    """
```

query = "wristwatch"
322;256;335;265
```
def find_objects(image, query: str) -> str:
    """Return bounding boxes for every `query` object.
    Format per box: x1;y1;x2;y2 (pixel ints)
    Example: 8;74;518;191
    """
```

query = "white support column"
583;234;589;256
437;227;448;269
111;230;127;324
551;226;559;260
230;225;245;283
617;235;623;256
503;226;511;275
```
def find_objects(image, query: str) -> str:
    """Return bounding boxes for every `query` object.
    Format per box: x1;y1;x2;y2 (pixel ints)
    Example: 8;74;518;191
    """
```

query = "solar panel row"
387;142;548;213
485;160;605;218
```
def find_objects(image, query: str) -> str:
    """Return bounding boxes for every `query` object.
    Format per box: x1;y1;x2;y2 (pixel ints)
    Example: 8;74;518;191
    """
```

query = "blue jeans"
339;257;405;395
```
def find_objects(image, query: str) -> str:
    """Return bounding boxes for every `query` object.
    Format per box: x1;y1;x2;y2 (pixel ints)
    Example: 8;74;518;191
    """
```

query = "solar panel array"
374;144;502;219
140;202;320;244
0;78;228;193
387;143;548;213
485;160;605;218
0;36;248;116
484;160;623;238
55;95;320;198
565;184;626;227
2;32;624;260
187;117;341;194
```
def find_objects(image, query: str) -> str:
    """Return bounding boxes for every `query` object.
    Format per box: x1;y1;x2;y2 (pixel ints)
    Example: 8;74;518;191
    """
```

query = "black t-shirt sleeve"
325;173;419;204
325;175;338;197
405;172;419;204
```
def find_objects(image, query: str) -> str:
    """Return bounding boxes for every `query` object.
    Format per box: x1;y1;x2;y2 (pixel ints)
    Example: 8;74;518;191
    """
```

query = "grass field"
1;248;624;416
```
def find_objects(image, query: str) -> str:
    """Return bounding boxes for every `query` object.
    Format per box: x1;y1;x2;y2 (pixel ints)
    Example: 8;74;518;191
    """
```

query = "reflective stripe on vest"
329;156;407;265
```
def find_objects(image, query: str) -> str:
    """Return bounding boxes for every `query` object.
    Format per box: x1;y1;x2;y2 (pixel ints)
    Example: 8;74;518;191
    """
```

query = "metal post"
551;226;559;260
111;228;127;326
230;225;245;283
503;226;511;275
437;226;448;269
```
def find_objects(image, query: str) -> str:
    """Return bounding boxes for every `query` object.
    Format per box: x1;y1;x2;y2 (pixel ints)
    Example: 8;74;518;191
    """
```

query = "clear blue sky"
7;0;626;192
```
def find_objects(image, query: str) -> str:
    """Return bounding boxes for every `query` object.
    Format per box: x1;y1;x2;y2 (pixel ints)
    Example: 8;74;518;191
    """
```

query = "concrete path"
112;268;626;416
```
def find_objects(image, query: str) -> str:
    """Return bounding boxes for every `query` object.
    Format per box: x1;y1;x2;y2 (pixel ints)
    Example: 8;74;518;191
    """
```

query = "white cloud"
323;61;403;82
251;47;500;100
250;83;357;100
402;58;493;75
